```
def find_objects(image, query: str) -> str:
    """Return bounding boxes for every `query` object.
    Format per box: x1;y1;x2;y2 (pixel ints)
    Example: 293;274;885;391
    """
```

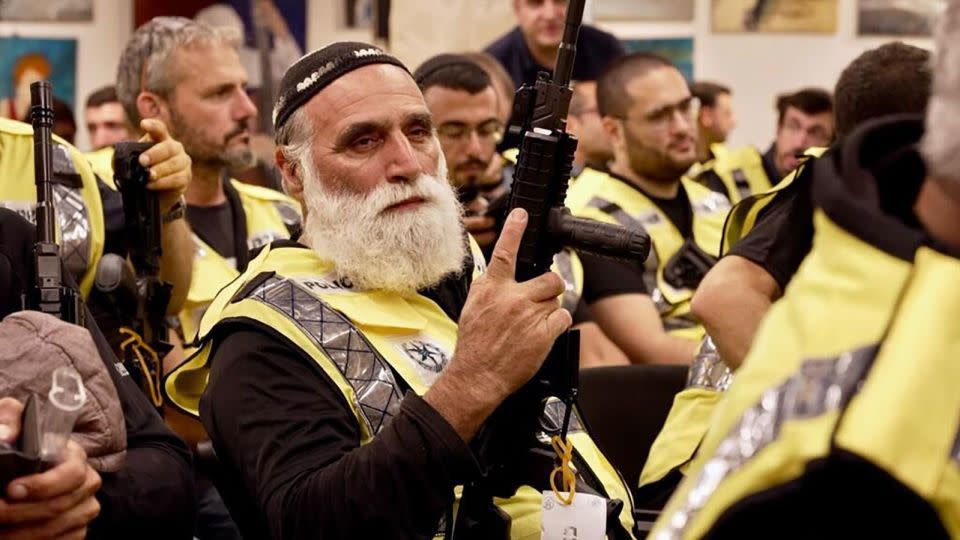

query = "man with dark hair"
485;0;625;88
634;42;935;515
769;87;834;179
84;85;133;151
414;54;502;250
565;52;731;366
654;7;959;534
692;87;832;204
690;81;735;164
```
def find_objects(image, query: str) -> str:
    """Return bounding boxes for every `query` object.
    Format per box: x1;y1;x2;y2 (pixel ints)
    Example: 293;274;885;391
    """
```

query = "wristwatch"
163;195;186;224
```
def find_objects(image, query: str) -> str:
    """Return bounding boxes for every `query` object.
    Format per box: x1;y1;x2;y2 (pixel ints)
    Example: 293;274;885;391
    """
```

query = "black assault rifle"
94;143;172;408
451;1;650;538
21;81;83;324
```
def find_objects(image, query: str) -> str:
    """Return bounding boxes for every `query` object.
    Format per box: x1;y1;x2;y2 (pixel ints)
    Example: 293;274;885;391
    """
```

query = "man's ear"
276;148;304;201
136;91;167;123
601;115;623;145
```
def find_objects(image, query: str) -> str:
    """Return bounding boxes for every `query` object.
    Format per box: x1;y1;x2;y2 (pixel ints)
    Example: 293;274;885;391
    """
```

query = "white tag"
541;491;607;540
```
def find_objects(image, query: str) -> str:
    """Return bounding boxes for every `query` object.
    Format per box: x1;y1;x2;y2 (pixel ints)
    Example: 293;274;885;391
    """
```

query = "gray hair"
275;107;316;193
116;16;240;127
921;0;960;186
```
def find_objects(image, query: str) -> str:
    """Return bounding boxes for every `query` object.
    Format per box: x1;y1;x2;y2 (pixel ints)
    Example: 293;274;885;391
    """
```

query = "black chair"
577;365;687;494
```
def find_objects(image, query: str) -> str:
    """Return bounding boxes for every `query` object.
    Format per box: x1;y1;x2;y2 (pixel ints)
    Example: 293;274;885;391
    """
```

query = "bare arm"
591;294;698;365
159;218;193;314
690;255;781;370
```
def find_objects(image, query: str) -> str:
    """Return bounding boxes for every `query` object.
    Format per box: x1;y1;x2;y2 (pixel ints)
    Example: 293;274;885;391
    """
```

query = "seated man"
653;7;960;536
690;81;736;167
0;208;196;539
167;42;638;539
637;41;934;511
692;88;833;203
566;52;731;366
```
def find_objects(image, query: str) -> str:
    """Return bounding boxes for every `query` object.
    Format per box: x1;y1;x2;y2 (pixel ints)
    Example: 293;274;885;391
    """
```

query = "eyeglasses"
640;96;700;127
436;120;504;144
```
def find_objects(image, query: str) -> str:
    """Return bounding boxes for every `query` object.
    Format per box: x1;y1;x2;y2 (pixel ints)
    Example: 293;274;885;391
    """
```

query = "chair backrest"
577;365;687;491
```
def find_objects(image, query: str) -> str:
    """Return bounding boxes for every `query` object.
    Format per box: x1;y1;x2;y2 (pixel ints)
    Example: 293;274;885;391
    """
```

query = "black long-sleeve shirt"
0;208;196;539
200;324;479;540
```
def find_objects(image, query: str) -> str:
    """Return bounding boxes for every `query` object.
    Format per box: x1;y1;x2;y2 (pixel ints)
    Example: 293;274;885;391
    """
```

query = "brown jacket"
0;311;126;472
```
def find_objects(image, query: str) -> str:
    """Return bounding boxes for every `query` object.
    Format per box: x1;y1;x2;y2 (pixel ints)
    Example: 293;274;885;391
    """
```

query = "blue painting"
0;37;77;122
622;38;694;82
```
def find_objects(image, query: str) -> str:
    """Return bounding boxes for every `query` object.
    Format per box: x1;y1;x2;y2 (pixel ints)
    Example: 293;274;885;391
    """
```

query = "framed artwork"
622;38;694;82
594;0;694;21
712;0;838;34
858;0;945;36
0;37;77;121
343;0;390;40
0;0;92;21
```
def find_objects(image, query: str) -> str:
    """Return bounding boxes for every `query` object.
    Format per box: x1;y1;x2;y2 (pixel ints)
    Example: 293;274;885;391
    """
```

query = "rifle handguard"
549;208;650;264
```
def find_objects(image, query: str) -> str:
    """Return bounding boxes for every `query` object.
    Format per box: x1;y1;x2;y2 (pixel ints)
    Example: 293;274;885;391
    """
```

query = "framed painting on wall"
858;0;945;36
0;37;77;122
622;38;695;82
0;0;92;21
594;0;694;22
712;0;838;33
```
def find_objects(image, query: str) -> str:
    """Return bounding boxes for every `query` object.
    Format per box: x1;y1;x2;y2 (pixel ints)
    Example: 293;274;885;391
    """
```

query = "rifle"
452;1;650;538
94;143;172;408
21;81;83;325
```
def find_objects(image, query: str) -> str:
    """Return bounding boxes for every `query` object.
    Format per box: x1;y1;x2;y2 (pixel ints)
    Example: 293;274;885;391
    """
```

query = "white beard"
299;153;467;293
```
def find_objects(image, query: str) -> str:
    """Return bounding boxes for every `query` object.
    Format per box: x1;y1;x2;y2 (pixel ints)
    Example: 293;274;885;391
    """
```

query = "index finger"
484;208;527;281
138;118;170;143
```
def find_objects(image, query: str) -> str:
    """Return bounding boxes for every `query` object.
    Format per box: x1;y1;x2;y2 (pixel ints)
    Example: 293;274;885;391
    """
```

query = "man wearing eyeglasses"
566;52;731;366
415;55;506;248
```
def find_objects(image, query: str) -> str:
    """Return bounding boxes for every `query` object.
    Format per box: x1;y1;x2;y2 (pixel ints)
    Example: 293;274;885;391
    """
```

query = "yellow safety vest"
689;145;773;204
0;118;105;297
167;243;636;539
177;179;302;344
653;212;960;539
566;169;730;341
638;149;831;494
554;249;584;314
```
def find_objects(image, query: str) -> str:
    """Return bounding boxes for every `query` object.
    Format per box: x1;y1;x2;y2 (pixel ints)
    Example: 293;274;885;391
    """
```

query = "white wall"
20;0;926;151
594;0;933;148
0;0;134;151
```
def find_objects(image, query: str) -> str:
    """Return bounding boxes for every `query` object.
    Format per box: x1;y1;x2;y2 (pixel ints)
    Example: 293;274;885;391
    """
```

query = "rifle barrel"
553;0;585;88
30;81;56;244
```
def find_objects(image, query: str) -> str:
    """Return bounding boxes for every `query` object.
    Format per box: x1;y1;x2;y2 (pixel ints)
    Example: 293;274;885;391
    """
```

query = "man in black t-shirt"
691;42;934;369
485;0;624;88
566;53;731;366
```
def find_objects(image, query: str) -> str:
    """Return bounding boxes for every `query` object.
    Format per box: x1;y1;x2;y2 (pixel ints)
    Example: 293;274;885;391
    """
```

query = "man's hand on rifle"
137;118;191;214
424;209;572;442
0;398;101;540
136;118;195;315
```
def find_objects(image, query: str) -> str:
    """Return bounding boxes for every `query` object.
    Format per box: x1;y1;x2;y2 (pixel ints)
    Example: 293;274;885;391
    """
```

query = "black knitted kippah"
412;54;480;85
273;41;408;132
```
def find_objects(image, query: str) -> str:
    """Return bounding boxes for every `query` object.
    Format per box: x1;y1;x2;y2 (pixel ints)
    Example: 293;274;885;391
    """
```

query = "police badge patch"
392;335;453;386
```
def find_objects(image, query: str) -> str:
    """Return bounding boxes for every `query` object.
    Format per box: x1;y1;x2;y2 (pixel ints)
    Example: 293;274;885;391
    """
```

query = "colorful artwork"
0;0;92;21
622;38;695;82
0;37;77;121
712;0;838;34
858;0;945;36
595;0;694;21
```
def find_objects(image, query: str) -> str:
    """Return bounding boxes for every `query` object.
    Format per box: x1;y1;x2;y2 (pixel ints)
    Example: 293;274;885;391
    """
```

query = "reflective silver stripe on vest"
587;197;667;314
690;191;731;216
247;276;404;435
52;183;92;280
554;251;580;313
686;336;732;392
655;344;877;540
